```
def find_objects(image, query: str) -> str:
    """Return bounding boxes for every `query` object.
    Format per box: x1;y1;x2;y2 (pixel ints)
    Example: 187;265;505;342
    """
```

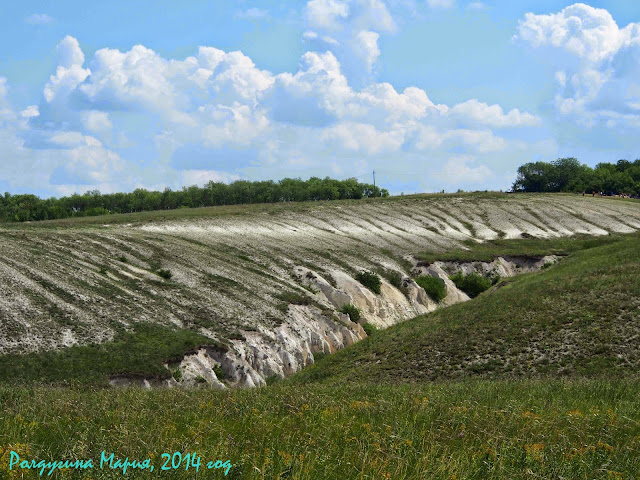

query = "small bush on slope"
378;268;408;296
341;304;361;323
156;268;173;280
450;272;492;298
276;291;314;313
355;271;381;294
415;275;447;302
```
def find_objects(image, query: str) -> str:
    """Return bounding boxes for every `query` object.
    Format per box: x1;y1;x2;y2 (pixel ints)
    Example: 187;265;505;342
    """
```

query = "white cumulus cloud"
57;35;85;69
63;136;125;183
303;0;395;75
44;36;91;103
515;3;633;63
1;32;548;195
436;156;494;184
515;3;640;128
306;0;350;30
81;111;112;132
448;99;541;127
182;169;242;186
353;30;380;72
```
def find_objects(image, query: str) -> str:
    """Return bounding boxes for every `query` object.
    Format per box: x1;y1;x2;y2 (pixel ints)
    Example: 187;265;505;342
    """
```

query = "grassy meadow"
2;380;640;479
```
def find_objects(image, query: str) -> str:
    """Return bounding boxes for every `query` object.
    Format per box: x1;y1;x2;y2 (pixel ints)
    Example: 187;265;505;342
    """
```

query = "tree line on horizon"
2;158;637;223
512;158;640;195
0;177;389;223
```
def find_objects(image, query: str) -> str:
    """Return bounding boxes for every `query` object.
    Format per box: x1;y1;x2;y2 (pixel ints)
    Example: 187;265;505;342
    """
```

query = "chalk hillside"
1;193;638;387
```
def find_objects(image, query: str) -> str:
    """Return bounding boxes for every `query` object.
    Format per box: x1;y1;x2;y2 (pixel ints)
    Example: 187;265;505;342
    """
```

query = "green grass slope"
0;324;212;385
294;232;640;384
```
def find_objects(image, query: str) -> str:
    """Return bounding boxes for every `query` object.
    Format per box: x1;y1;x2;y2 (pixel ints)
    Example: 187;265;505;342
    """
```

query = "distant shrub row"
0;176;389;223
414;271;498;301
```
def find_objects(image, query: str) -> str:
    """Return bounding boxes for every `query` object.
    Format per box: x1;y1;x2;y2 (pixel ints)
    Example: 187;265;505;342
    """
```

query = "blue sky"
0;0;639;197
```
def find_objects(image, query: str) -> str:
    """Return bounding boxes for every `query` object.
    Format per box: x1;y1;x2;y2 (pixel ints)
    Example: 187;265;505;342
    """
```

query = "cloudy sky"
0;1;639;197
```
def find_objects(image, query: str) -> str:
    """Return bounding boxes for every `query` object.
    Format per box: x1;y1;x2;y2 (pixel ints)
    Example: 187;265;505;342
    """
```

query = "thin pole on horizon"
372;170;376;197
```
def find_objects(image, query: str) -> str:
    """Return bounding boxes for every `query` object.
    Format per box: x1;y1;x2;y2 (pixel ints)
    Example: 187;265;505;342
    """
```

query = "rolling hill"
1;193;639;387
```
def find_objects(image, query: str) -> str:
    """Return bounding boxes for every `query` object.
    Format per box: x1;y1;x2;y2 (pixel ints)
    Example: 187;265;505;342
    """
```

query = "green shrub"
148;256;162;271
379;269;408;296
450;272;492;298
341;304;361;323
415;275;447;302
226;330;245;341
302;283;320;294
213;364;226;381
355;271;381;294
386;270;402;289
118;255;127;263
362;322;378;336
156;269;173;280
99;265;108;275
170;365;183;381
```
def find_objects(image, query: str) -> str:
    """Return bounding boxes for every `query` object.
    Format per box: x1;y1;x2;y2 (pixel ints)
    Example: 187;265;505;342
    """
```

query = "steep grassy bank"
295;231;640;383
2;380;640;479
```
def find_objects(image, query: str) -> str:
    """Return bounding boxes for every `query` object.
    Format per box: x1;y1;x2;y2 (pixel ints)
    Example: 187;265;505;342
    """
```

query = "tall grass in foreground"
2;380;640;479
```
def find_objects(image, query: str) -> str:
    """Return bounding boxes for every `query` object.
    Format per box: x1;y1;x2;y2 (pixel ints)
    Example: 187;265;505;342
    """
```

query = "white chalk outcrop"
168;255;559;388
433;255;560;278
173;302;367;389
